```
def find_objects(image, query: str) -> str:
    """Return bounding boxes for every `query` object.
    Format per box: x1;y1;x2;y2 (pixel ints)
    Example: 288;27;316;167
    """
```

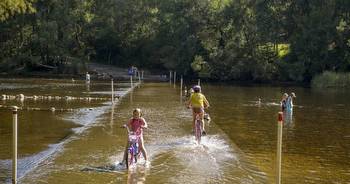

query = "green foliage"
312;71;350;88
191;55;210;78
0;0;36;21
191;55;204;72
277;44;290;58
0;0;349;84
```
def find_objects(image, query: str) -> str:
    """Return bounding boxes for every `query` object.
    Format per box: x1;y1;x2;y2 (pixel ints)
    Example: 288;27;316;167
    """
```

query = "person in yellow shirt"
187;85;210;135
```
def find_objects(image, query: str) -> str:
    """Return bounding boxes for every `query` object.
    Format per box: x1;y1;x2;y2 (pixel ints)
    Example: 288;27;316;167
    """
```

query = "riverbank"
311;71;350;89
0;62;168;82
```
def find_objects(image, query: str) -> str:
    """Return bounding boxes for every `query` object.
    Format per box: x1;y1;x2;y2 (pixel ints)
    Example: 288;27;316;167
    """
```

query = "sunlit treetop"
209;0;231;11
0;0;36;21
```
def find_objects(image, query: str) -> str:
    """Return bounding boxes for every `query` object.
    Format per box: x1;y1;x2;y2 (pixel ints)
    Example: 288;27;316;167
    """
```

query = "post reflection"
126;167;148;184
109;104;115;135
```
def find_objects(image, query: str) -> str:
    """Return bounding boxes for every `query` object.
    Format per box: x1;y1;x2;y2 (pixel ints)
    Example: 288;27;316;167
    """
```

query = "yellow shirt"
190;93;207;108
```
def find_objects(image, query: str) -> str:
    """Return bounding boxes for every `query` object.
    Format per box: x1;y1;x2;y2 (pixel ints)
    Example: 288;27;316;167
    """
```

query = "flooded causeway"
1;80;349;183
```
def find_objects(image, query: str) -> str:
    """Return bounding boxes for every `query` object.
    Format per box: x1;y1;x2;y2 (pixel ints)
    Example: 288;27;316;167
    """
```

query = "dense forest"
0;0;350;84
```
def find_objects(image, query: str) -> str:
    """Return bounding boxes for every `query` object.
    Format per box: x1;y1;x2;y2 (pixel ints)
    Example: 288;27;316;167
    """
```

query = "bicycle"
124;125;142;169
194;112;203;144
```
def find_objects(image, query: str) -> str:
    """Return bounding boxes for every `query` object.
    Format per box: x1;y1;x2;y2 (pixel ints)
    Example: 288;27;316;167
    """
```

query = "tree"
0;0;35;21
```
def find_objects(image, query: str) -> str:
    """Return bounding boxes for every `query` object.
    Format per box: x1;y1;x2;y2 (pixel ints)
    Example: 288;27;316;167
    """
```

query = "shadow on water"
81;165;124;174
81;159;150;184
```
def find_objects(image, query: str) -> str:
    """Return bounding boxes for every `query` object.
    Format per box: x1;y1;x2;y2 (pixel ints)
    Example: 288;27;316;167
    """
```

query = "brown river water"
0;79;349;183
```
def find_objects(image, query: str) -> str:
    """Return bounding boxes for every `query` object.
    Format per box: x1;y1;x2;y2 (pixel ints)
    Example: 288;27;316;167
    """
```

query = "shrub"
311;71;350;88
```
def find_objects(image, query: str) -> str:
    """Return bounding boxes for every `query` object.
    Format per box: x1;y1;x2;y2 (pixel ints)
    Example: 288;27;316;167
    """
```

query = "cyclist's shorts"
192;107;204;114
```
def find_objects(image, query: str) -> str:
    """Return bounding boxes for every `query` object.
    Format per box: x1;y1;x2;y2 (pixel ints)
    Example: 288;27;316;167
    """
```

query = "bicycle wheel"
126;148;134;169
133;143;139;163
195;119;202;144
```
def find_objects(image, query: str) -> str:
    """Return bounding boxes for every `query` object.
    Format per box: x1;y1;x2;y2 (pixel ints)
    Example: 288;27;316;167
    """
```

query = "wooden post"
276;112;283;184
198;79;201;86
173;71;176;87
111;79;114;104
12;106;18;184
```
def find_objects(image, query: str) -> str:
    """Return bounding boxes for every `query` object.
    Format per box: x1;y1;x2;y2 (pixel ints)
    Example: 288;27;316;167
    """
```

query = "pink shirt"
128;118;145;135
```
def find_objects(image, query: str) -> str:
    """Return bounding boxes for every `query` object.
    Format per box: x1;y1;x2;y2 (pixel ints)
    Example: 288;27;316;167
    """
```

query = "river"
1;80;349;183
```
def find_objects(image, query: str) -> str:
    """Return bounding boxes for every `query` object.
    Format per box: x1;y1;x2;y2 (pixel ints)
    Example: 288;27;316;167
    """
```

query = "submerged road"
20;83;267;184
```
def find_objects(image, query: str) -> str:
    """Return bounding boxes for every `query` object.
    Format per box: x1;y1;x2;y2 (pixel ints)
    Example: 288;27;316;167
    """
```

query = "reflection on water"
86;83;90;92
127;166;148;184
206;84;350;184
1;81;349;183
283;111;293;126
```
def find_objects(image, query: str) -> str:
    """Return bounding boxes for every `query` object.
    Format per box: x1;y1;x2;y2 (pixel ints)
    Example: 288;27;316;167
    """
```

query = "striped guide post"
12;106;18;184
276;112;283;184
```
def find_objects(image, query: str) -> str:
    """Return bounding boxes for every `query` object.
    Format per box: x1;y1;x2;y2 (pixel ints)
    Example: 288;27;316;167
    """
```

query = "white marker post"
173;71;176;88
141;70;144;80
180;76;183;93
12;106;18;184
180;76;183;102
138;71;141;84
276;112;283;184
111;79;114;104
169;71;172;85
198;79;201;86
130;75;133;88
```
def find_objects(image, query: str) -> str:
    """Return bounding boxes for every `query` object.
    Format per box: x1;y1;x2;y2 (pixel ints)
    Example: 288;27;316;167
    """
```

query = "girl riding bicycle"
187;85;210;135
120;108;148;166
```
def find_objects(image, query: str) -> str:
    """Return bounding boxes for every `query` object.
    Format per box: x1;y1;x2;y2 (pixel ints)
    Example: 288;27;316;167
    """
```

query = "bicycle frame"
125;126;141;169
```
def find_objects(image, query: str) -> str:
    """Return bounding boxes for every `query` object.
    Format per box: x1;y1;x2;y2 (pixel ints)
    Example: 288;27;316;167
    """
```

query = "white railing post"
198;79;201;86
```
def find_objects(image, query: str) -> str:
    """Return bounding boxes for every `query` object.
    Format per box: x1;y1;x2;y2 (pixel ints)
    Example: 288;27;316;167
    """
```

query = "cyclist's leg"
191;109;197;132
139;136;148;161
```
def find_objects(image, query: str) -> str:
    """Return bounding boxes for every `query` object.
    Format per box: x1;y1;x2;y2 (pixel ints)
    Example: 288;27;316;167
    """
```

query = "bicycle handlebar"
121;124;148;133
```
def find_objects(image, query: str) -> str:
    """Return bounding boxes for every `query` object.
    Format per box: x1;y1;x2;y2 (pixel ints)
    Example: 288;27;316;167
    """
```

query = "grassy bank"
311;72;350;89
